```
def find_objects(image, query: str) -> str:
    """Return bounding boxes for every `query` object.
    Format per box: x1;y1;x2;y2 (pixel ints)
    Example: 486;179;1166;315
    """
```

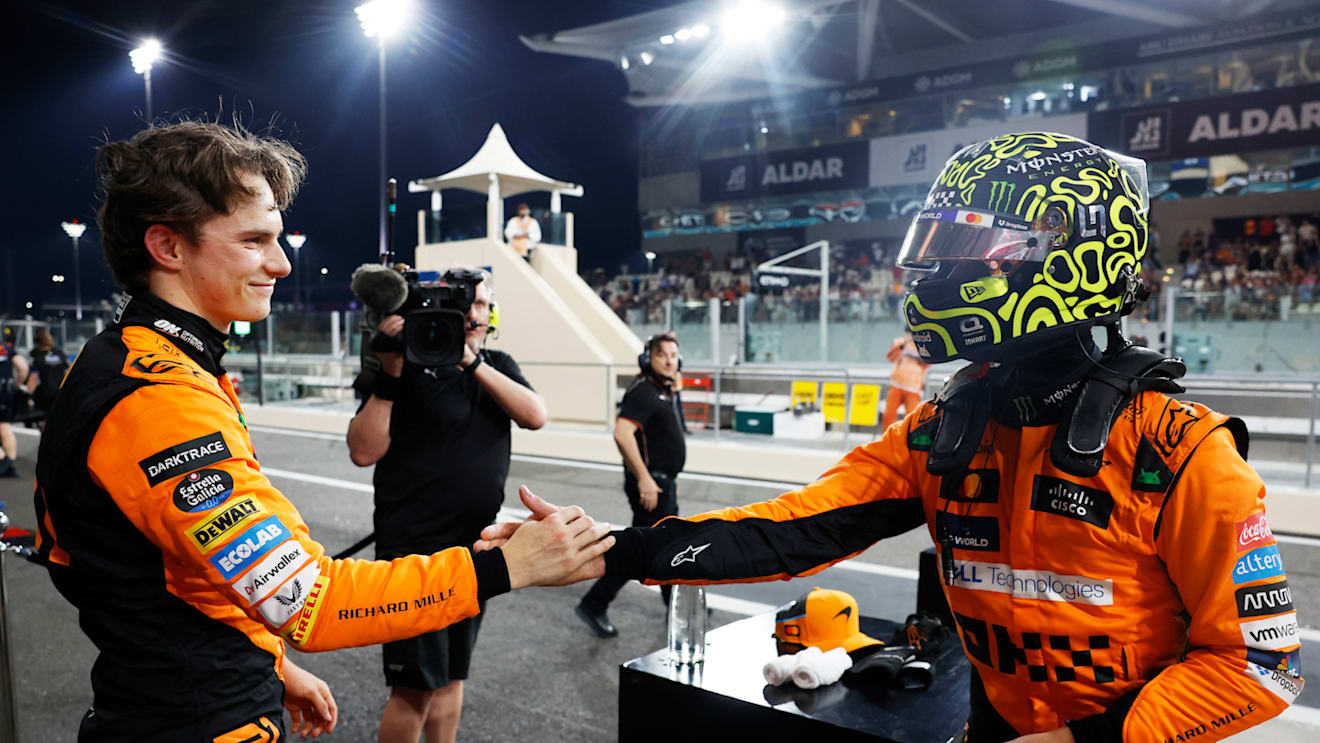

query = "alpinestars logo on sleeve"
671;543;711;567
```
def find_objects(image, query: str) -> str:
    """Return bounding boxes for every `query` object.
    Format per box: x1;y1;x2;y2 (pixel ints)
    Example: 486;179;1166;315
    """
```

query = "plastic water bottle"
667;585;706;665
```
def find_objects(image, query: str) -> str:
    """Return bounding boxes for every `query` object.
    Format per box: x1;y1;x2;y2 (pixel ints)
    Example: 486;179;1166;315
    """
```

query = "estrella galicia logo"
987;180;1016;212
1236;580;1293;619
1234;545;1286;585
209;515;290;580
173;469;235;513
935;512;1000;552
1030;476;1114;530
140;432;231;487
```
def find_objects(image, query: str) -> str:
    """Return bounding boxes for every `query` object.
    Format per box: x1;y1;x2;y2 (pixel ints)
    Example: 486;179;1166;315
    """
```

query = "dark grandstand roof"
521;0;1317;106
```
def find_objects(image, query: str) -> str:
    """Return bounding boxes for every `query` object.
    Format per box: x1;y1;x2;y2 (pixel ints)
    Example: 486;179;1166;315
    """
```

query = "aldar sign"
1089;82;1320;160
701;140;870;202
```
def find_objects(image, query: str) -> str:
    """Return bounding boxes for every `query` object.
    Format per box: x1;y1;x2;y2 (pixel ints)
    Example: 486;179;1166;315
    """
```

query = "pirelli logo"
287;574;330;648
187;498;266;553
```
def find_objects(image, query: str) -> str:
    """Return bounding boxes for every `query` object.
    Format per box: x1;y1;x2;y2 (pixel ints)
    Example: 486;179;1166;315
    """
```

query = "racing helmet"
898;132;1150;364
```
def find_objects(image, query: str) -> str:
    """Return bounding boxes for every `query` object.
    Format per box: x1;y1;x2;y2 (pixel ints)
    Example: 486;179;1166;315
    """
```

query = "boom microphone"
351;263;409;325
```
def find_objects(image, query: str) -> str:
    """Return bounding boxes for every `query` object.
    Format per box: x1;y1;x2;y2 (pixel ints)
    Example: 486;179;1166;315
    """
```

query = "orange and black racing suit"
34;293;511;741
603;391;1304;741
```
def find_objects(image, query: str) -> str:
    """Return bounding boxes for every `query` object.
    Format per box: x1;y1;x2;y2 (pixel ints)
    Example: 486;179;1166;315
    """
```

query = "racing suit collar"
115;292;230;376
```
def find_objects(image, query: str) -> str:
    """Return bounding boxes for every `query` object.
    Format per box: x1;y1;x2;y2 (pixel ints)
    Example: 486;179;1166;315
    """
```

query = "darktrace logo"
1030;476;1114;530
987;180;1016;212
141;432;231;486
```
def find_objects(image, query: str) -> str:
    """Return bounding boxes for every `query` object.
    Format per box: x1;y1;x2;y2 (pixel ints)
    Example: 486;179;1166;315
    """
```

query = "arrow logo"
670;543;711;567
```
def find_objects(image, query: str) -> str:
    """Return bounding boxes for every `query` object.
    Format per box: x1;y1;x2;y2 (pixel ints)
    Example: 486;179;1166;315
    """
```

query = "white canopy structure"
408;123;584;240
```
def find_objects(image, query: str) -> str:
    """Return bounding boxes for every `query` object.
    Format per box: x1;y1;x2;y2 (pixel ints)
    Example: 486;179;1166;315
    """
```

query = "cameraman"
347;271;546;743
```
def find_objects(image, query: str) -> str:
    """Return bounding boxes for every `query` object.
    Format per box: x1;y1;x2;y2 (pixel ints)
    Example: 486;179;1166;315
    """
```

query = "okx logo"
987;180;1016;212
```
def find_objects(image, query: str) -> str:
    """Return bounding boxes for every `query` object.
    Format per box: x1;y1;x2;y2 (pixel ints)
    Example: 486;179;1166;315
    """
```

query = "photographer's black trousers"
581;472;678;612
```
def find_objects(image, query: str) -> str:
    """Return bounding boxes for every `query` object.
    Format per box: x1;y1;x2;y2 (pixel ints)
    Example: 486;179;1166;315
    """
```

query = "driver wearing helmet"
481;132;1303;742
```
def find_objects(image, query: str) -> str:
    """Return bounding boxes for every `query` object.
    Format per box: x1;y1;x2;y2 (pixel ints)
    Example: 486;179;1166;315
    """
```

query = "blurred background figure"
25;329;69;425
0;334;30;477
504;202;541;261
882;332;928;428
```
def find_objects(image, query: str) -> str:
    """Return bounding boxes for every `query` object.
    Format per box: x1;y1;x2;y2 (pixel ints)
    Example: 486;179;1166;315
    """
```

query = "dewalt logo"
988;180;1016;212
188;498;266;553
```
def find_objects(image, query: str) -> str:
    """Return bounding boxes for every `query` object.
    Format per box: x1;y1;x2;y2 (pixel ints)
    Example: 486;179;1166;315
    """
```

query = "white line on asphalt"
263;466;372;493
1301;628;1320;644
250;425;344;441
1276;534;1320;547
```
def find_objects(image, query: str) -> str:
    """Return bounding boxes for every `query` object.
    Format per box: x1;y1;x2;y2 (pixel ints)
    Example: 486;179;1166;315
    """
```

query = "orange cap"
774;587;882;653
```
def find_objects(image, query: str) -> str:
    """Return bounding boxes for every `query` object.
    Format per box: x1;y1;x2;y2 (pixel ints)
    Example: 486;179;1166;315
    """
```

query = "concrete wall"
639;171;700;211
532;244;642;364
416;238;615;424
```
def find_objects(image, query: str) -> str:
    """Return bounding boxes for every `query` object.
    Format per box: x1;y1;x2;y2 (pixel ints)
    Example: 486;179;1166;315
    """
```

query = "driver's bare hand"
377;315;405;376
500;488;614;589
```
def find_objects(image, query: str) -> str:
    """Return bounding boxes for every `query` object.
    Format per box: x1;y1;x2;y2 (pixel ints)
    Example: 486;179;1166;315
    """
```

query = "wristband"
463;354;483;375
372;372;402;401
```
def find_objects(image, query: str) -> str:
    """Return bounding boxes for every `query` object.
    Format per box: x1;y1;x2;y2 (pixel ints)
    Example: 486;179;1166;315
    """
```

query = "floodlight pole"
378;37;388;258
144;68;153;122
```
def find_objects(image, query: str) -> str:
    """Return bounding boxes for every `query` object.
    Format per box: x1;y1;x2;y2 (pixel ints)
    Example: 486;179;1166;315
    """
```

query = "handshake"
474;485;616;590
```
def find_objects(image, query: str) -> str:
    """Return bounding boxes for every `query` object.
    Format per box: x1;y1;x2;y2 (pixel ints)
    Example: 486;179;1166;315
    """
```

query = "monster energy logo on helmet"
988;180;1016;212
1011;396;1037;423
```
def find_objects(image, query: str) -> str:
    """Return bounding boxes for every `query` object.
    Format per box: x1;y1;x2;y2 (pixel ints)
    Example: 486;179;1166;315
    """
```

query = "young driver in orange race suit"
33;122;614;742
482;133;1304;742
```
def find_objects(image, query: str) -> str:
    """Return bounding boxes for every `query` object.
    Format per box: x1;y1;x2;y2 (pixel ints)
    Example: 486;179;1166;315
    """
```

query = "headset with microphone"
638;334;682;380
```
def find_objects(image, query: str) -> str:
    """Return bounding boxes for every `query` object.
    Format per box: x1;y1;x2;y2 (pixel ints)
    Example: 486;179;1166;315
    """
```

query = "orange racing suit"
602;392;1303;741
34;293;510;741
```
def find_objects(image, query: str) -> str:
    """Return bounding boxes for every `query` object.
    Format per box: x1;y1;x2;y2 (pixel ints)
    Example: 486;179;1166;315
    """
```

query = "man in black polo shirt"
575;334;686;637
347;271;546;743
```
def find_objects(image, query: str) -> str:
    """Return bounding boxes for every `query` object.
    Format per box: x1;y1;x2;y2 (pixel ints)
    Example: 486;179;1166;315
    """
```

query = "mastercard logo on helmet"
774;587;883;654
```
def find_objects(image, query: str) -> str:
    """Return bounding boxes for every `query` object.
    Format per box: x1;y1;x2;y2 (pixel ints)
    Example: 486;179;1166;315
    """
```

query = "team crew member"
347;272;546;743
486;134;1303;741
34;121;612;742
0;339;30;478
503;203;541;260
26;329;70;418
883;331;930;428
576;334;686;638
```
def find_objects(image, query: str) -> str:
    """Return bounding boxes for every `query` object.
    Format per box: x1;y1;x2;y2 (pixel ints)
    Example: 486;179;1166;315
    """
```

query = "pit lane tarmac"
3;425;1318;741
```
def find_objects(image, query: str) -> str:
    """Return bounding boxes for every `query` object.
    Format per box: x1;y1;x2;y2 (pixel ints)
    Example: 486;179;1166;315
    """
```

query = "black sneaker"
575;602;618;638
0;459;17;479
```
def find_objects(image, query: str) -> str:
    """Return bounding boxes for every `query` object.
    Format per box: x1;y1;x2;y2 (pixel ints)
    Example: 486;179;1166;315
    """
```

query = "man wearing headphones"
347;270;547;743
575;333;686;638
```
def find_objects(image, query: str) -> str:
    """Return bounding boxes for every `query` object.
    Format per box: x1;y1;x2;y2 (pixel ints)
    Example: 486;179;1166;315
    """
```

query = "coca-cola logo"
1236;513;1274;553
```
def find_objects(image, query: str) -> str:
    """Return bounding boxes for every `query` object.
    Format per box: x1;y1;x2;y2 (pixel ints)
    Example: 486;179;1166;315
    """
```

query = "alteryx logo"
1233;545;1286;585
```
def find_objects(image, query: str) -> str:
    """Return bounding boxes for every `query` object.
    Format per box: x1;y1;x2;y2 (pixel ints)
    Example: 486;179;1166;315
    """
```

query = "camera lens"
417;317;452;353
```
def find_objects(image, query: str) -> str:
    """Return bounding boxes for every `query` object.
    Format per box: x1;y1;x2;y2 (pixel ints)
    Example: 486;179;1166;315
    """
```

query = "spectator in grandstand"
24;329;69;420
882;332;929;428
0;339;30;477
347;271;547;743
503;203;540;260
1299;219;1318;268
575;333;685;638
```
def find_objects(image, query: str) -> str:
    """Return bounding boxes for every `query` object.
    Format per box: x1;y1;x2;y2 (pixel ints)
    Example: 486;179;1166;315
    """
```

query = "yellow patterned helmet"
898;132;1150;364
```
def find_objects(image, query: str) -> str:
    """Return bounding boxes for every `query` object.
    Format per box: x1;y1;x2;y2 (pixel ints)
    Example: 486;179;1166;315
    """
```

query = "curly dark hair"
95;121;307;291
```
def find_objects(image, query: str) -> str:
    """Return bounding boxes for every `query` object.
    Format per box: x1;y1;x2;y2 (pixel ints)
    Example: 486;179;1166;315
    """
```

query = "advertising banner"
700;139;870;202
1088;83;1320;160
869;114;1089;188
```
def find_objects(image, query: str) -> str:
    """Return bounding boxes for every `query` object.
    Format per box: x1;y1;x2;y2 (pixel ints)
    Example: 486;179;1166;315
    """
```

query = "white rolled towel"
763;646;820;686
791;647;853;690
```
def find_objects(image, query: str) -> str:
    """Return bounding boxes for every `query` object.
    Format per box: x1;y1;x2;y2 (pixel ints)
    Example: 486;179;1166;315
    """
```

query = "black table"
620;612;970;742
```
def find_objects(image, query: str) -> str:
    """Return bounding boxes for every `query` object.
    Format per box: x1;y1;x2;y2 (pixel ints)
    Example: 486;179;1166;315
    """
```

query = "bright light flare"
722;2;786;42
620;55;630;70
320;267;330;275
61;220;87;238
640;51;655;65
355;0;411;39
674;28;692;42
691;24;711;38
129;39;162;74
660;34;675;45
285;232;307;249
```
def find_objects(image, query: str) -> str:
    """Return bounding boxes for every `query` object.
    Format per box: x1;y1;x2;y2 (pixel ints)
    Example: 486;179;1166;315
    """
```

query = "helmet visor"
898;208;1065;268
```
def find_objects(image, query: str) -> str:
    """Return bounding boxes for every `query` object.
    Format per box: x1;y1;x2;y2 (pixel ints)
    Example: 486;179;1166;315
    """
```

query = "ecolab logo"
209;516;289;580
1236;513;1273;553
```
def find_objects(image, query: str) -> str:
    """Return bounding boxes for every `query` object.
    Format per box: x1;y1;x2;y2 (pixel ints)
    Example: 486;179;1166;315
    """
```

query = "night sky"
4;0;662;316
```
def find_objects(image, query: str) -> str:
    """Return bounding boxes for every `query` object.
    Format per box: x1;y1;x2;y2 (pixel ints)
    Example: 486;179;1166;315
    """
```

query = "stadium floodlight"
1029;90;1047;101
355;0;411;38
130;39;163;122
61;220;87;320
691;23;711;38
675;28;692;42
620;55;630;70
320;267;329;275
722;2;786;42
640;51;655;65
129;39;161;74
645;251;657;273
660;34;675;45
286;232;307;309
52;275;65;283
